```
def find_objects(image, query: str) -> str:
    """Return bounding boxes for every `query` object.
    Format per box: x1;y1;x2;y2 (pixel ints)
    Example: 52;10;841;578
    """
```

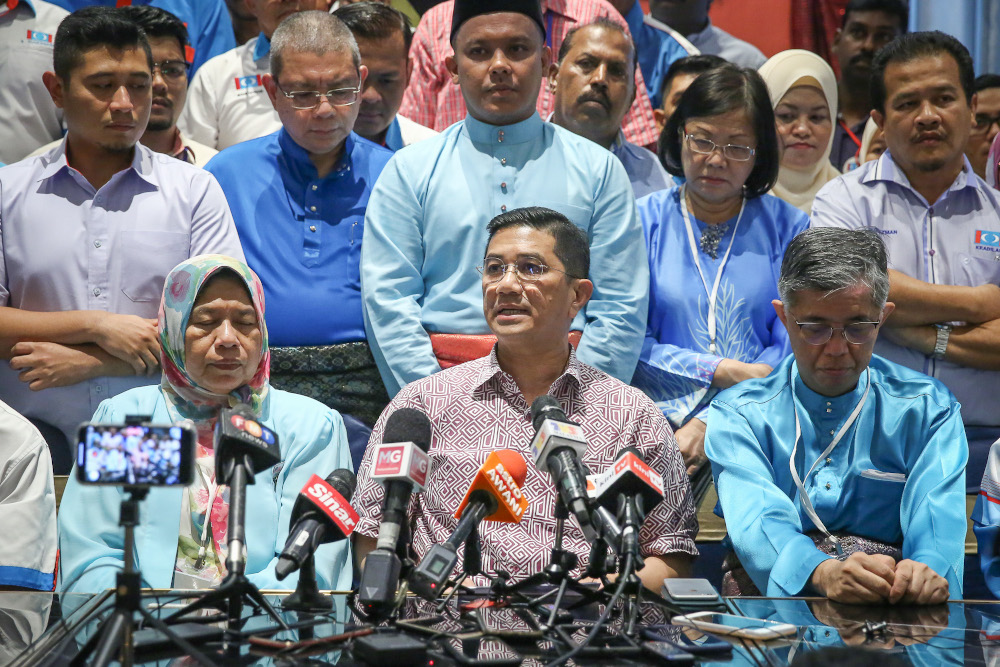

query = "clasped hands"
810;553;949;605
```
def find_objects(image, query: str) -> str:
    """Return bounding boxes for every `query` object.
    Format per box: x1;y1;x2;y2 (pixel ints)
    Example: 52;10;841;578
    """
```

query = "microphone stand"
617;495;647;637
75;488;215;667
165;453;288;631
494;498;606;621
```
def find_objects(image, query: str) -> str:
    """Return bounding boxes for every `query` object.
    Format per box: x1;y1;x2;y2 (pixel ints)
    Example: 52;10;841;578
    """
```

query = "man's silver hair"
270;11;361;82
777;228;890;308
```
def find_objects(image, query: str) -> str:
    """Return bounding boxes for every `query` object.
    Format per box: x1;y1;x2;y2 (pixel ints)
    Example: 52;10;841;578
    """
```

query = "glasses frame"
152;60;189;80
477;260;577;285
793;320;883;346
682;133;756;162
973;112;1000;134
275;82;362;109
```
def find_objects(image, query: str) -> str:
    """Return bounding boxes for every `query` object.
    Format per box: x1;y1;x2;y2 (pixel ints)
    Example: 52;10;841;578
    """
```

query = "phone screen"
77;423;195;486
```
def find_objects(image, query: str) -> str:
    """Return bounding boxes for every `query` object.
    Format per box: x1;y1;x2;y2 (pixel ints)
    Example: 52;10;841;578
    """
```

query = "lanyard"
789;366;870;555
839;118;863;161
679;185;745;355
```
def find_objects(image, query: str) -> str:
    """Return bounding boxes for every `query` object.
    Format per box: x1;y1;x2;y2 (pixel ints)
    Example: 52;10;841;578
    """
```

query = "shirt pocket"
851;473;907;540
953;253;1000;288
120;231;190;302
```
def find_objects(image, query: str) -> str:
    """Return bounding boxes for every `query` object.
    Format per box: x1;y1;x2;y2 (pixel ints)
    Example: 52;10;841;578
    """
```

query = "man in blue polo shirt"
206;11;392;430
44;0;234;74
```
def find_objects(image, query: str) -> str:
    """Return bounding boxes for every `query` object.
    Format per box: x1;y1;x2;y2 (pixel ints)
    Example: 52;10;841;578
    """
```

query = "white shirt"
29;130;218;167
0;398;56;591
811;151;1000;429
0;141;245;442
177;34;281;150
0;0;68;164
686;20;766;69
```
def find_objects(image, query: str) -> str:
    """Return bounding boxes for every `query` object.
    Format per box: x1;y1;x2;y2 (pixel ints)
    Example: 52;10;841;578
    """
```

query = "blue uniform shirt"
705;354;967;598
624;1;699;110
47;0;235;75
206;129;393;347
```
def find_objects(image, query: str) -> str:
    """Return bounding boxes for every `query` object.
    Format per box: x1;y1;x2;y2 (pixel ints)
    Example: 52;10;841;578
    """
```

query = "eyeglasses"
793;320;882;345
973;112;1000;134
477;258;577;284
683;133;756;162
276;82;361;109
152;60;188;81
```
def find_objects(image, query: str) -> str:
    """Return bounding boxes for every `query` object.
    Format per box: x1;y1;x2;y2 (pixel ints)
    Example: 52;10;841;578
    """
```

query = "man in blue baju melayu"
706;227;966;604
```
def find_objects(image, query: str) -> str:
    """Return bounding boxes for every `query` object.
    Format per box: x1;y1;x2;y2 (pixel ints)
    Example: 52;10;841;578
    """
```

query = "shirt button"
94;240;102;248
310;205;317;212
311;184;318;191
829;429;835;436
929;249;936;256
825;483;832;490
498;131;505;143
501;182;507;189
93;287;101;296
309;225;317;232
501;158;507;165
501;205;507;212
826;457;832;464
96;386;103;393
826;408;832;413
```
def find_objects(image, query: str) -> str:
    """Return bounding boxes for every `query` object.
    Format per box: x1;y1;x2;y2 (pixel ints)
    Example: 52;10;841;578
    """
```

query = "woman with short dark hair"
634;64;809;475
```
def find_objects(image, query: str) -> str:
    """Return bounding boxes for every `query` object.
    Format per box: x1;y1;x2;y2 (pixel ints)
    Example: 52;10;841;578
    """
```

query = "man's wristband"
932;324;952;360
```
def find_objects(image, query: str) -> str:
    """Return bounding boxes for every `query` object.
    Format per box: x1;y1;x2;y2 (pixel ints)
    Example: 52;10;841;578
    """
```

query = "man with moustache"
828;0;907;170
0;7;243;470
399;0;662;148
205;11;394;429
812;31;1000;490
333;1;436;151
31;5;218;166
549;19;671;198
179;0;333;150
362;0;646;397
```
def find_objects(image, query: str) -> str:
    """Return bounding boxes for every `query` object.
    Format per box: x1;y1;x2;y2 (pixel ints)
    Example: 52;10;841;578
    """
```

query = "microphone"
357;408;432;615
591;448;663;562
409;450;529;600
215;405;281;578
276;469;358;580
528;396;597;542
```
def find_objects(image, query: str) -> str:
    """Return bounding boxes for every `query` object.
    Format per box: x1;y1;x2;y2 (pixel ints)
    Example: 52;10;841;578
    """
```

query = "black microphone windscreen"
622;446;643;460
327;468;357;501
530;395;566;431
382;408;432;452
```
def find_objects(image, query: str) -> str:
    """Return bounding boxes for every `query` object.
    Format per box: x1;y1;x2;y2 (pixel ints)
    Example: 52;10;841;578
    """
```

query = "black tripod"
73;488;215;667
165;452;288;630
434;525;484;612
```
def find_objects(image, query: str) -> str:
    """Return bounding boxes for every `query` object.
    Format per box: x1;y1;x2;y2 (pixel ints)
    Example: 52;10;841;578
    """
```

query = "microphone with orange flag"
409;449;529;599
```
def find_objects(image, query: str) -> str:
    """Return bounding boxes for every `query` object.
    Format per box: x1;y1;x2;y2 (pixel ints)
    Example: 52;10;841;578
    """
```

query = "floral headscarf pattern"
158;254;270;423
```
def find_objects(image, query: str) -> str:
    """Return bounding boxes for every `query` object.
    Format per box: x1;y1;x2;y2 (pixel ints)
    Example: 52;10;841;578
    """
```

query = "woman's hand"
712;359;772;389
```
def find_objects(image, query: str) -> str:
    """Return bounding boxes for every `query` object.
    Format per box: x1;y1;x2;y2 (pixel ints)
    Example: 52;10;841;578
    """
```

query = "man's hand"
674;418;707;475
810;553;895;604
11;342;105;390
712;360;772;389
887;559;949;605
92;314;160;375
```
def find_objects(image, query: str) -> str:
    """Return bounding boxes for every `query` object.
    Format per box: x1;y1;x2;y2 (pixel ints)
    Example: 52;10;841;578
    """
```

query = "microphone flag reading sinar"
276;468;358;580
590;447;664;516
528;396;597;541
358;408;432;614
409;449;529;600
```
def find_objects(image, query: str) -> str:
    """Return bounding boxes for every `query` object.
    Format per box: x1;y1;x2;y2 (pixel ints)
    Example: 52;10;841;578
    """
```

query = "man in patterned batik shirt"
353;207;698;591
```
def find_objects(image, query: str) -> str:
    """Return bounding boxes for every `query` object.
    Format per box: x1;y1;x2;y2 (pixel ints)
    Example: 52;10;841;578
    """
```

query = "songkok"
450;0;546;43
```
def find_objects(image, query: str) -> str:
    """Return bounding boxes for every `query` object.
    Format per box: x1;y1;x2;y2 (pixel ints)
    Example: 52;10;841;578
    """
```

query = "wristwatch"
932;324;952;360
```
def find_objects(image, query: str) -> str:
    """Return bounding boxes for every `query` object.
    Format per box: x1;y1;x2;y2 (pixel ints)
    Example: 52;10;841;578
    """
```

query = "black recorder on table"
77;419;196;487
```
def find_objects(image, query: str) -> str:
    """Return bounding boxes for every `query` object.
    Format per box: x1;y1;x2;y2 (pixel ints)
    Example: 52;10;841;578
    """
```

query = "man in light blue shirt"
706;228;966;604
0;8;243;468
362;0;647;397
812;31;1000;490
548;19;671;199
206;11;393;429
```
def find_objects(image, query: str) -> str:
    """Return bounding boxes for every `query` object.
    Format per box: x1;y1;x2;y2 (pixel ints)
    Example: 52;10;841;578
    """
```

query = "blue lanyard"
546;11;553;50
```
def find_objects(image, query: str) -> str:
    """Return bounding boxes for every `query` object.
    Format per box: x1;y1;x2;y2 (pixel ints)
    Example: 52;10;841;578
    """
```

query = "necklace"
699;223;730;259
